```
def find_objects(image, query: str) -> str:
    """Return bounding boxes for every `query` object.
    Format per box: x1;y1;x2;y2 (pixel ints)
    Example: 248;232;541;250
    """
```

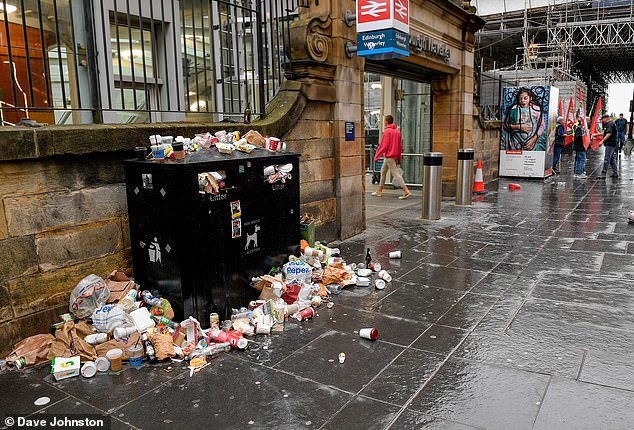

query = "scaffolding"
475;0;634;101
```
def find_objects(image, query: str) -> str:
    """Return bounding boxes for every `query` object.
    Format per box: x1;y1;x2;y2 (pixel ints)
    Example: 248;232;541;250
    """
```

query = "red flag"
590;97;603;150
578;88;591;150
558;97;563;117
563;97;575;146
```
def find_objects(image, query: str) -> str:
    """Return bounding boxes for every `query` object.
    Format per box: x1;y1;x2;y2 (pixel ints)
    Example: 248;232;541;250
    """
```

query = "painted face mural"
501;86;549;151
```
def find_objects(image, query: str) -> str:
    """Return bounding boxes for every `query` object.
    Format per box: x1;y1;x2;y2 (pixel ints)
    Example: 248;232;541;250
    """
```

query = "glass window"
111;24;154;80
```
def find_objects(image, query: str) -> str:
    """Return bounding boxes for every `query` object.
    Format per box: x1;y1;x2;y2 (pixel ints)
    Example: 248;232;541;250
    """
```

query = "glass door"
395;79;432;185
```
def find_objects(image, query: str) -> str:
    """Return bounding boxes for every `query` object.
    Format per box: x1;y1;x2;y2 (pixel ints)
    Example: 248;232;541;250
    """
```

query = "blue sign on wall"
357;29;410;59
345;122;355;141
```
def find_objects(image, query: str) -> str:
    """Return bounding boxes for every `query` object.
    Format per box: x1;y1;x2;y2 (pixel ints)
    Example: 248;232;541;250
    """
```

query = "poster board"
499;86;558;178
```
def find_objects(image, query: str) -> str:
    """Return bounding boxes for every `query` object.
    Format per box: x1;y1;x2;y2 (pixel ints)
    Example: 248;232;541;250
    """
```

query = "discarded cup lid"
81;361;97;378
34;397;50;406
95;357;110;372
375;279;386;290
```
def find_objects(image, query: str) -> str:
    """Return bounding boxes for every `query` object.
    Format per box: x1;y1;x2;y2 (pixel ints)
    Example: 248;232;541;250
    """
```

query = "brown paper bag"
47;321;96;362
147;332;175;361
106;269;136;302
6;334;55;367
322;262;350;285
95;332;142;360
244;130;266;147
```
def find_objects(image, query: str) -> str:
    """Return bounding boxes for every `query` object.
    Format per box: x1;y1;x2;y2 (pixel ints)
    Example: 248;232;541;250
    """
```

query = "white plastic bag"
91;304;133;333
69;274;110;318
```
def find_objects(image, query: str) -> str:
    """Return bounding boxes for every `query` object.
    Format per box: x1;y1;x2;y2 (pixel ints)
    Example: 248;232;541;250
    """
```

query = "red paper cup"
297;306;314;321
359;328;379;340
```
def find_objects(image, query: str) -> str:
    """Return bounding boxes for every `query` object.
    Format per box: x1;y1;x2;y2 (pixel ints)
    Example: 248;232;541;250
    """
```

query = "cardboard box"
300;220;315;247
51;355;81;381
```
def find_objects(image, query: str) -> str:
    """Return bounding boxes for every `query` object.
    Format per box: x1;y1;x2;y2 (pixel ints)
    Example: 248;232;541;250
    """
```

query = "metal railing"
475;69;518;121
0;0;297;126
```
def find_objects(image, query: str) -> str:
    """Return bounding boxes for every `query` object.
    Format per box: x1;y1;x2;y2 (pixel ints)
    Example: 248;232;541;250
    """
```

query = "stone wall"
472;108;501;184
0;154;131;353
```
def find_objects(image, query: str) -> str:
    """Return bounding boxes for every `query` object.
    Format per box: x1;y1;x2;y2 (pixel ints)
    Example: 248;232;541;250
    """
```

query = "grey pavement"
4;148;634;429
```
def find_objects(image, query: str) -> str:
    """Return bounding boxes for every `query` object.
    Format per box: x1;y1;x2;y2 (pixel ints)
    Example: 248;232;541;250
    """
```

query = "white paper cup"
311;296;322;307
371;262;382;272
263;165;276;176
375;279;386;290
81;361;97;378
389;250;402;259
359;328;379;340
106;348;123;372
378;270;392;282
357;269;372;277
113;326;137;340
255;323;271;335
268;137;280;152
304;246;324;259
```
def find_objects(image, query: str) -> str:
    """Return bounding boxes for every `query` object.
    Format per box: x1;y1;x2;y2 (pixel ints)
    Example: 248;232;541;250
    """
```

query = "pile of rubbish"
141;129;284;162
2;242;399;379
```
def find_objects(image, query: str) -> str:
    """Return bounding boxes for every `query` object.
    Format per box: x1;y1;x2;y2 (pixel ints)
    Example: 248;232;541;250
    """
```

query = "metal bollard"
455;148;475;206
422;152;443;220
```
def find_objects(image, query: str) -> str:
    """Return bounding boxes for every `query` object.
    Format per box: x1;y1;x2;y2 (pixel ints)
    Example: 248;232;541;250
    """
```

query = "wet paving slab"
6;150;634;428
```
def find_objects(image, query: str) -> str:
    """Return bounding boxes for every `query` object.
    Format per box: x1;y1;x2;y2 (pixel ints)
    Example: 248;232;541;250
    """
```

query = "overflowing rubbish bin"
123;149;300;324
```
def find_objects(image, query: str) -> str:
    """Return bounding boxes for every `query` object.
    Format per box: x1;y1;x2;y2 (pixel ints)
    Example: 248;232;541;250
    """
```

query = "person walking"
372;115;411;199
552;116;565;174
596;114;618;179
615;113;628;155
573;115;588;179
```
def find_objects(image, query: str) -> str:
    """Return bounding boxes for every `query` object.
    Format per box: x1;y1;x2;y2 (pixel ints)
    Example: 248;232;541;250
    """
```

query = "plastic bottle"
365;248;372;266
140;290;163;308
151;314;179;330
141;333;157;363
201;342;231;356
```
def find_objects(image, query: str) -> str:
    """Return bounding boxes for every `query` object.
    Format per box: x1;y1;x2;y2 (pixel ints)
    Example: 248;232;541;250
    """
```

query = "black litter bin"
123;148;300;326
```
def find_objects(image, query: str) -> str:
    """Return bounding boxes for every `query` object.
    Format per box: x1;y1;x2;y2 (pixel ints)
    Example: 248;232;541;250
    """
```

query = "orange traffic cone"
473;160;485;193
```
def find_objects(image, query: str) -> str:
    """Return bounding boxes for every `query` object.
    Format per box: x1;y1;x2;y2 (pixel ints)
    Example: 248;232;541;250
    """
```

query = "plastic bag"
91;304;133;333
69;274;110;318
282;261;312;283
391;166;405;188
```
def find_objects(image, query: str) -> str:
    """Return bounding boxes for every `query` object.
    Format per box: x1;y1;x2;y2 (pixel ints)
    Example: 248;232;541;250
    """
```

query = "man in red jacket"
372;115;411;199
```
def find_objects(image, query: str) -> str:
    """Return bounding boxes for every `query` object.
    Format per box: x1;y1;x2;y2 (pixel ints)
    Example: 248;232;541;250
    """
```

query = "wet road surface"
4;150;634;429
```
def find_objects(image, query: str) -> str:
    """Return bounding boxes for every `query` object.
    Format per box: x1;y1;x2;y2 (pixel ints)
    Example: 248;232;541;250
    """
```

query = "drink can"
15;356;27;369
209;313;219;330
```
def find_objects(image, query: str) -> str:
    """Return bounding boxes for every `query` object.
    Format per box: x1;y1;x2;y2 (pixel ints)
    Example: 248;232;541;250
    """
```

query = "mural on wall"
500;86;550;151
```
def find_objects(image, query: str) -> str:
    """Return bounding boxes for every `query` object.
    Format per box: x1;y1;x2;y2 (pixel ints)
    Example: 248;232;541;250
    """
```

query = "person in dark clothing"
552;116;565;174
615;113;628;153
573;116;587;179
596;115;618;178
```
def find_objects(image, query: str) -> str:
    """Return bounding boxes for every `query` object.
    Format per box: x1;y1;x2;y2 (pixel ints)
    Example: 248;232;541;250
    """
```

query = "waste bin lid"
423;152;443;166
457;148;475;160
